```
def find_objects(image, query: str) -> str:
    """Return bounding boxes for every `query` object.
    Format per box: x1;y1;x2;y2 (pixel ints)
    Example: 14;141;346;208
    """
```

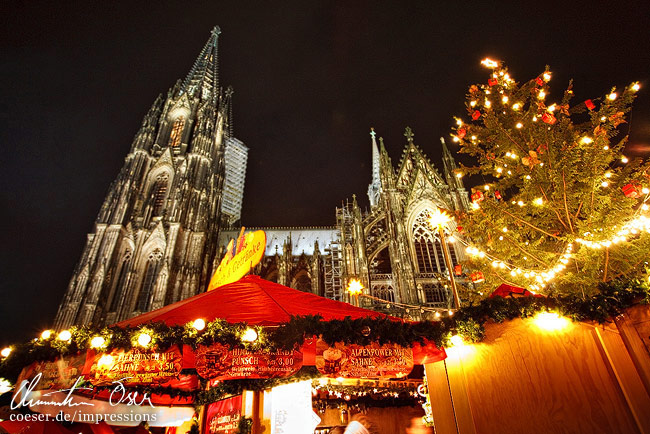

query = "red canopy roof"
116;275;391;327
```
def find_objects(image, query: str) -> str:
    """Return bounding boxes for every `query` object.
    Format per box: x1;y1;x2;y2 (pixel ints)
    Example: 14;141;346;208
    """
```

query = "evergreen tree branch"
539;186;569;231
501;209;560;239
562;171;574;233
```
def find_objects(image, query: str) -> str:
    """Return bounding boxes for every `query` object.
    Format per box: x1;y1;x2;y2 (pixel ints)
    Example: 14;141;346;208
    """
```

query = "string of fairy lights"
445;58;650;292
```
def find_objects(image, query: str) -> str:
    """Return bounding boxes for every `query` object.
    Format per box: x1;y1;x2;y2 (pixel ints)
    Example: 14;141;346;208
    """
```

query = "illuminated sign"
208;228;266;290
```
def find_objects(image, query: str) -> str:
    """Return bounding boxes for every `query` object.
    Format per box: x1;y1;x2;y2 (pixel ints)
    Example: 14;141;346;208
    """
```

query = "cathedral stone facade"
54;28;235;328
55;28;471;328
220;128;470;315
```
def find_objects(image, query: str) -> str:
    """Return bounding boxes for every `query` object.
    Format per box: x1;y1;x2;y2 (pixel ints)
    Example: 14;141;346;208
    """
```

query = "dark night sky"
2;1;650;345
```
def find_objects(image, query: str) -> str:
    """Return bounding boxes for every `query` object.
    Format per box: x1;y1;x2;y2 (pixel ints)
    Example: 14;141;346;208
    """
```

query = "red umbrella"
116;275;392;327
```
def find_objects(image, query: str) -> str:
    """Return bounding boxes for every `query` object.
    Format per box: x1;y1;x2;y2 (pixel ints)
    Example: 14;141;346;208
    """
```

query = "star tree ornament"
452;59;650;297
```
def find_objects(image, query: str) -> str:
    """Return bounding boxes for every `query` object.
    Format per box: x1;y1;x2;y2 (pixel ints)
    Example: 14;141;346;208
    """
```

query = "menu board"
87;346;183;386
315;339;414;379
204;395;242;434
195;343;302;381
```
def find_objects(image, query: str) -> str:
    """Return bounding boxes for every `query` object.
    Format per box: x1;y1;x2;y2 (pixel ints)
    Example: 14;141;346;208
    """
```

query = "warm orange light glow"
533;312;570;331
428;209;451;228
1;348;11;358
58;330;72;342
97;354;114;368
137;333;152;347
40;330;52;340
193;318;206;331
241;327;258;343
90;336;106;348
449;335;464;347
347;279;364;296
481;58;499;68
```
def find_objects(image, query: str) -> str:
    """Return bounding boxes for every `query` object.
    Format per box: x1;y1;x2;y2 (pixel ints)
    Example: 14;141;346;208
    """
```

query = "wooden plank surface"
455;318;639;434
594;326;650;433
616;311;650;394
424;361;457;434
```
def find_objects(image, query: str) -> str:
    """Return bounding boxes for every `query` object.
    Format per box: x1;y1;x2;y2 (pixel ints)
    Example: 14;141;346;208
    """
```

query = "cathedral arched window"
136;249;163;312
109;252;131;312
292;271;312;293
168;116;185;148
412;210;453;274
151;173;169;217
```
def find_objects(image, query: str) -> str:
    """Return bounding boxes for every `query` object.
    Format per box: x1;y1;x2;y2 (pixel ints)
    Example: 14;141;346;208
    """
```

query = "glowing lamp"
533;312;570;331
347;278;364;296
90;336;106;348
428;209;451;228
137;333;152;347
241;327;258;343
516;122;523;129
40;330;53;340
0;378;12;394
1;347;11;358
632;83;640;91
480;58;499;68
608;92;617;101
58;330;72;342
193;318;206;331
449;335;464;347
97;354;114;369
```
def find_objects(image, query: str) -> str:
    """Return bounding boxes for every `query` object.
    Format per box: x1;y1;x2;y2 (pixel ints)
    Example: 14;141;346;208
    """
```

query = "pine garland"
1;277;648;403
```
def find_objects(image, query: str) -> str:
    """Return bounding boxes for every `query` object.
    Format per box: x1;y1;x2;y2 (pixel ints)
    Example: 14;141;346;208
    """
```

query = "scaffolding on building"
221;137;248;226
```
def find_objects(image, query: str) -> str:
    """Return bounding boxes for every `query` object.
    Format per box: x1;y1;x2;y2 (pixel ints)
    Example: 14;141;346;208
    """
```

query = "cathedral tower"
54;27;232;328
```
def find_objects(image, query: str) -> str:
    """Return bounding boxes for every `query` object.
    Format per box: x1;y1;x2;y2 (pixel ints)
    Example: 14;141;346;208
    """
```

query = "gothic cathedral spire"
54;28;231;329
367;128;382;208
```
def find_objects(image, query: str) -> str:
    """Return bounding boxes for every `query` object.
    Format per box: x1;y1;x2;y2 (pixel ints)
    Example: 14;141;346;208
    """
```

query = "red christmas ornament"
494;191;503;200
454;265;463;276
537;144;548;154
457;128;466;139
470;271;485;283
542;112;557;125
488;78;498;86
456;226;463;233
472;110;481;120
622;183;641;198
536;77;544;86
486;152;496;160
585;99;596;111
471;191;485;203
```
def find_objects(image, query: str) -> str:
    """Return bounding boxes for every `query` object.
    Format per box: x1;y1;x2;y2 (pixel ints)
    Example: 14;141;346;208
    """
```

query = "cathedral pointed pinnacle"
367;128;382;208
181;26;221;103
404;126;415;143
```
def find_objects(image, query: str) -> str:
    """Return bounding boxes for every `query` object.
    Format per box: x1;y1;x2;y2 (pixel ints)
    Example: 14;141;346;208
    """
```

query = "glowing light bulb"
456;172;463;178
621;156;629;163
241;328;258;343
456;118;463;126
538;90;546;99
481;58;499;68
516;122;523;129
470;100;477;107
502;96;509;104
632;83;640;91
543;72;551;81
58;330;72;342
548;104;556;112
517;201;524;206
580;137;592;144
603;145;609;150
428;209;452;227
41;330;52;340
449;335;464;347
90;336;105;348
137;333;152;347
608;92;617;101
604;172;612;178
347;278;364;296
601;181;609;187
642;188;649;194
533;312;569;331
1;348;11;358
496;167;503;173
534;198;543;206
193;318;206;331
484;185;490;190
485;99;492;108
502;227;508;232
512;103;521;110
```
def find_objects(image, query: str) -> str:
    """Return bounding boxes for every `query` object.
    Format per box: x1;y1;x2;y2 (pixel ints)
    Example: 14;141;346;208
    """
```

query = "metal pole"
438;227;461;310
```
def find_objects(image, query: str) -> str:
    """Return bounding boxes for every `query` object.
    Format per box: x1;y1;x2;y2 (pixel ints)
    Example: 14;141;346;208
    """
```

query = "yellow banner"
208;229;266;291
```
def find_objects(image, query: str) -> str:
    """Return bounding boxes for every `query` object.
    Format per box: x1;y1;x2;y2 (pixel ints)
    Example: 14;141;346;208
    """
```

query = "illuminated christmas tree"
453;59;650;297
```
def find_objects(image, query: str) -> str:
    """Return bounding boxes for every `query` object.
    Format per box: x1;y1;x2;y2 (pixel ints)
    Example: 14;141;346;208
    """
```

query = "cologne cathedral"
223;128;470;314
55;28;470;328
